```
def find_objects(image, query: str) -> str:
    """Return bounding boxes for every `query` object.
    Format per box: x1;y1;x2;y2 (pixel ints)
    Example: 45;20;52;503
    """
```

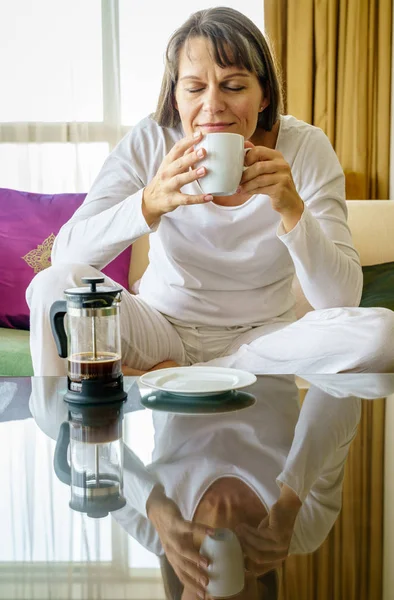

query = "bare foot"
148;360;180;372
122;365;147;376
122;360;180;377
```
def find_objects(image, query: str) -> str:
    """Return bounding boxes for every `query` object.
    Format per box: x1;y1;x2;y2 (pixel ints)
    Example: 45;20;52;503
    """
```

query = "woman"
27;7;394;376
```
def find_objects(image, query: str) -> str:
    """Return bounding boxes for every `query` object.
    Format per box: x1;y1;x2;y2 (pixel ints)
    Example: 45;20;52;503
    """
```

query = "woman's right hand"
142;131;211;226
147;485;213;599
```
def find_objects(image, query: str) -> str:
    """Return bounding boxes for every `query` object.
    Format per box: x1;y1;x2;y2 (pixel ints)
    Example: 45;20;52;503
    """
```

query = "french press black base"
65;376;128;405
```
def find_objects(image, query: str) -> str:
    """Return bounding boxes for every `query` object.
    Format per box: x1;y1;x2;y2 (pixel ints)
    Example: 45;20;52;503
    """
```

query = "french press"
54;402;126;518
50;276;127;403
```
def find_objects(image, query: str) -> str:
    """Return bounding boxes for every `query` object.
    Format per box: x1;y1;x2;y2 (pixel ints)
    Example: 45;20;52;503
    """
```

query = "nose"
202;86;227;115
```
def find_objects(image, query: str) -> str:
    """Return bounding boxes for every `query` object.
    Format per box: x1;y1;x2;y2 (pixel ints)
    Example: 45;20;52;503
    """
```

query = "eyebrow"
179;72;251;81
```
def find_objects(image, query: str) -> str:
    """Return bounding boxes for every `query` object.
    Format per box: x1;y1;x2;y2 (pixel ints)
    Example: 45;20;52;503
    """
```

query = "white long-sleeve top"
112;376;362;556
52;114;363;326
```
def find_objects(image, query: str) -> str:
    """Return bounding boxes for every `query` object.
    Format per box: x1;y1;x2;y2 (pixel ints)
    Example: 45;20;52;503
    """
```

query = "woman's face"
180;478;270;600
174;36;268;140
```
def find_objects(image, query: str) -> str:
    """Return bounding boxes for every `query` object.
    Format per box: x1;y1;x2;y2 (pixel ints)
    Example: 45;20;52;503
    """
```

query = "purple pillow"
0;188;132;330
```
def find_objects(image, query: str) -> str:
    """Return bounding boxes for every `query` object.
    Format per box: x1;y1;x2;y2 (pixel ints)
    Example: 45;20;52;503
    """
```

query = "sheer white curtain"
0;0;264;194
0;0;119;193
0;377;164;599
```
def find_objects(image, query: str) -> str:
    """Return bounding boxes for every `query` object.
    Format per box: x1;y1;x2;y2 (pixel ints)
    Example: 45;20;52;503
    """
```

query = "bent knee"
26;263;101;305
364;308;394;372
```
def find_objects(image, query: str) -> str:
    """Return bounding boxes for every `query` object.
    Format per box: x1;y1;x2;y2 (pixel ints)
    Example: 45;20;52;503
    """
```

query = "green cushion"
360;261;394;311
0;328;33;376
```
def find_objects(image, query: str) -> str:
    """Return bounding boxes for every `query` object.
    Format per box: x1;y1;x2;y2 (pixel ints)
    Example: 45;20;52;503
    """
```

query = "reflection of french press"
50;276;127;403
54;402;126;518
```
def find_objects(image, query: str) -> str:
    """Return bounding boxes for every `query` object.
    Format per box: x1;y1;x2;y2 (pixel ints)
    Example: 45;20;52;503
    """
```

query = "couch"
1;200;393;376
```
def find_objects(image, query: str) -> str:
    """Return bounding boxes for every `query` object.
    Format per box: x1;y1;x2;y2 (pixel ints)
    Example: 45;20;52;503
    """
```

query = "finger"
239;174;279;194
240;540;288;565
171;556;209;595
246;557;283;576
167;132;203;164
237;523;264;542
241;161;279;183
181;520;216;540
242;183;279;199
237;526;276;558
168;166;208;192
244;140;255;150
173;542;210;569
237;532;264;558
241;540;283;564
257;514;270;531
238;522;277;545
179;556;209;587
244;145;280;165
173;564;207;599
174;192;213;208
167;147;207;178
181;549;210;570
184;145;197;156
240;522;271;537
245;556;277;574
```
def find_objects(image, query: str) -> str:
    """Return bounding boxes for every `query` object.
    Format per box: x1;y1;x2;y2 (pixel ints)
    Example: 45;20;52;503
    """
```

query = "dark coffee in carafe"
68;352;122;383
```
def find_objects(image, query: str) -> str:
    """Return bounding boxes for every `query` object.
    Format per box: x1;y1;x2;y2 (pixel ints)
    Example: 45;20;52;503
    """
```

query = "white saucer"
139;367;256;397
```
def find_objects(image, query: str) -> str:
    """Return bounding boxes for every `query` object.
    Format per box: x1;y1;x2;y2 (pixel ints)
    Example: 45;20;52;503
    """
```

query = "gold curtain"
278;392;385;600
264;0;392;199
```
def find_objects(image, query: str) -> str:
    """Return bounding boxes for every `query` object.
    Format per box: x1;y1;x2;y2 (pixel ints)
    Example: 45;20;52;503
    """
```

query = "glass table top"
1;374;394;600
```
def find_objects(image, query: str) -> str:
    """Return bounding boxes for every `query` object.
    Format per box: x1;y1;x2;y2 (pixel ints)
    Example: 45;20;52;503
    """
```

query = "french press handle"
53;422;71;485
50;300;68;358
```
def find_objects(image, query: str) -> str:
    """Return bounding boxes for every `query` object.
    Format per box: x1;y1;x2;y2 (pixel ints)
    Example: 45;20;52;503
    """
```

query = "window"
0;0;264;191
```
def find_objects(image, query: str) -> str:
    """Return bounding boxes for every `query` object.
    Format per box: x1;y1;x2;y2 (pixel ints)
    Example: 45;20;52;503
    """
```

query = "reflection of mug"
195;133;248;196
200;529;244;598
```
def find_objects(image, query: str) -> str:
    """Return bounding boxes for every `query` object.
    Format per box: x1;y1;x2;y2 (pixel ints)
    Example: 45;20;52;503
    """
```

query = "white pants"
26;263;394;375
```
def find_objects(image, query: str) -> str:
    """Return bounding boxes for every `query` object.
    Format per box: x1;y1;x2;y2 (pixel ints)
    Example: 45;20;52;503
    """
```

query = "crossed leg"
201;307;394;374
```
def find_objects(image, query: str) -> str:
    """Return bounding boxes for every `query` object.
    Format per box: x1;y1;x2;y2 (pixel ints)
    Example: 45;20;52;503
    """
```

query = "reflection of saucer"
140;389;256;415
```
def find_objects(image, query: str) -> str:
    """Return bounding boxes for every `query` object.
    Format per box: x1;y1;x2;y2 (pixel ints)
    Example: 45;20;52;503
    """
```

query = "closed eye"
187;86;246;93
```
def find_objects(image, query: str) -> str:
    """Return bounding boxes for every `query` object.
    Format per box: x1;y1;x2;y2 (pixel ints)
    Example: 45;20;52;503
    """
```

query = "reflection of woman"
27;8;394;376
111;376;362;599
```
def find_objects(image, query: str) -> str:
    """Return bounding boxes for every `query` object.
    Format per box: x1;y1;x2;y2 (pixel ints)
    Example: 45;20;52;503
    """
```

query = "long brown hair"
153;7;283;132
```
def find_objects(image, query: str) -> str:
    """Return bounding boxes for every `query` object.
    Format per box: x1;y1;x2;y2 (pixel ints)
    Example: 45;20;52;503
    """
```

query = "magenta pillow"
0;188;132;330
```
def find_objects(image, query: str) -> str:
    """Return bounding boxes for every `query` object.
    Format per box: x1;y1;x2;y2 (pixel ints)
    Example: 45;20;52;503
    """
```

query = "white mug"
194;132;248;196
200;529;245;598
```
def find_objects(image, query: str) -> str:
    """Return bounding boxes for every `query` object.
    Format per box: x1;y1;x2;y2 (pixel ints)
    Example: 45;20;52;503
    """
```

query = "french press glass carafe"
50;276;127;403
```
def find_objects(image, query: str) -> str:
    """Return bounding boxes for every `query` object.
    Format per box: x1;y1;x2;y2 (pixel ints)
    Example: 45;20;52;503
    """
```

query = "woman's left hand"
239;142;304;220
235;484;302;577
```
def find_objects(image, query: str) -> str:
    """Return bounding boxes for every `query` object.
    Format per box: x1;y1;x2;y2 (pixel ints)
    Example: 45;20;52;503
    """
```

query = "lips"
199;122;232;127
198;123;234;132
